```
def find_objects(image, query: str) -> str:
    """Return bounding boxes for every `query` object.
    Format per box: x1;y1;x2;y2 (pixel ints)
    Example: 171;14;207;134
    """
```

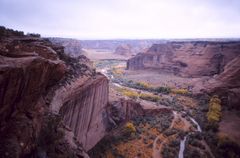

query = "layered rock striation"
0;27;66;157
0;27;109;157
51;74;109;151
127;41;240;77
205;54;240;109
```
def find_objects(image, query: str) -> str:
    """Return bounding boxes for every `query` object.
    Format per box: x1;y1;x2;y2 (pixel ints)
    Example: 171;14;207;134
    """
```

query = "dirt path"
153;136;160;158
152;111;177;158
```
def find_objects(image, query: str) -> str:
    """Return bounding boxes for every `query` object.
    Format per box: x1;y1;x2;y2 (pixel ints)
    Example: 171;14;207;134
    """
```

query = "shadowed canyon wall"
0;27;67;157
0;27;109;157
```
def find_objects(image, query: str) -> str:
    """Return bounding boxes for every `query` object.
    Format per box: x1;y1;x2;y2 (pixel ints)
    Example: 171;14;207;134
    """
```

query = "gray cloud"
0;0;240;39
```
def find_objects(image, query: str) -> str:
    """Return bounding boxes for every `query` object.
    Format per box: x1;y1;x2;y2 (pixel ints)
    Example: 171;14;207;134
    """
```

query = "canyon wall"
49;37;84;57
0;27;66;157
127;41;240;77
205;54;240;109
0;27;109;157
50;74;109;151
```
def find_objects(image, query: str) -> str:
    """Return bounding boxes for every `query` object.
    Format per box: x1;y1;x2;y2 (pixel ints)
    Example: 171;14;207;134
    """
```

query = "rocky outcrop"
49;38;84;57
205;55;240;109
50;74;109;151
127;41;240;77
106;99;171;129
114;44;133;56
0;27;66;157
0;27;109;157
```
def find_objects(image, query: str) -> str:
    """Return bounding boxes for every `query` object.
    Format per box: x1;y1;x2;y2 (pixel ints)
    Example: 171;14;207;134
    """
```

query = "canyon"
0;26;240;158
127;41;240;77
127;42;240;108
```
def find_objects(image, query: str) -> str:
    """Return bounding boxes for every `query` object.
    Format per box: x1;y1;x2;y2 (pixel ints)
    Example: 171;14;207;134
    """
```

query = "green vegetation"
154;86;171;94
217;133;240;158
37;114;77;158
136;81;151;89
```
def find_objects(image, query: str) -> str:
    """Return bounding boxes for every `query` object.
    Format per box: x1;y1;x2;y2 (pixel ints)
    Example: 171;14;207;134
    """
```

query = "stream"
98;64;202;158
178;114;202;158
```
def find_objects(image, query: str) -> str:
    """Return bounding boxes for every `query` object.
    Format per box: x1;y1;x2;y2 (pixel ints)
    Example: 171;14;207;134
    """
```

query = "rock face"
205;55;240;109
0;27;109;157
0;27;66;157
127;42;240;77
49;37;84;57
51;74;109;151
114;44;133;56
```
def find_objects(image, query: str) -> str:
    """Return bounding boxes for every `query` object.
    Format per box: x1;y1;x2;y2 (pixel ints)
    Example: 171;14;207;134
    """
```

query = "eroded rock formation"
205;55;240;109
49;38;84;57
114;44;133;56
51;74;109;151
0;27;67;157
127;42;240;77
0;27;109;157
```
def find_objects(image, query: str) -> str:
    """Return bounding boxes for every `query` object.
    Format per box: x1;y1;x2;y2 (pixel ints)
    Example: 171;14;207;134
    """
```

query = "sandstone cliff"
205;55;240;109
50;74;109;151
49;37;84;57
127;41;240;77
0;27;109;157
0;27;67;157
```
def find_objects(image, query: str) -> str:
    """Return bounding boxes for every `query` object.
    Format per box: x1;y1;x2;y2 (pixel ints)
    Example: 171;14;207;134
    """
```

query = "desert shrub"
124;122;136;135
117;88;138;99
169;139;180;148
158;98;172;106
163;129;178;137
139;93;160;102
155;86;171;94
37;114;63;150
171;88;189;95
205;122;219;132
26;33;41;37
217;133;240;158
136;81;151;89
123;90;138;99
35;114;77;158
207;95;221;123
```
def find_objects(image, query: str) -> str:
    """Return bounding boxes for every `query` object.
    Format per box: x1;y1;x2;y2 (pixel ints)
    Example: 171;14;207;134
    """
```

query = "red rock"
0;29;67;157
127;42;240;77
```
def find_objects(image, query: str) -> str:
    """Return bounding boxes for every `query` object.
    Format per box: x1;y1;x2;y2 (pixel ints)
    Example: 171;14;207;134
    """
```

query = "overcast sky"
0;0;240;39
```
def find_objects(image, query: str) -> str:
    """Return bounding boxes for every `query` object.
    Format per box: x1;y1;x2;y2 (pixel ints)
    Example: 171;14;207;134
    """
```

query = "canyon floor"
86;56;204;157
84;50;240;158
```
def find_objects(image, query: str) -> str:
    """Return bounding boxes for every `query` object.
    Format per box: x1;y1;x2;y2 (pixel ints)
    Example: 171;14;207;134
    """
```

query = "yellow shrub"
171;88;189;95
207;95;221;123
117;87;160;102
139;93;160;102
124;122;136;133
117;88;139;99
123;90;138;99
